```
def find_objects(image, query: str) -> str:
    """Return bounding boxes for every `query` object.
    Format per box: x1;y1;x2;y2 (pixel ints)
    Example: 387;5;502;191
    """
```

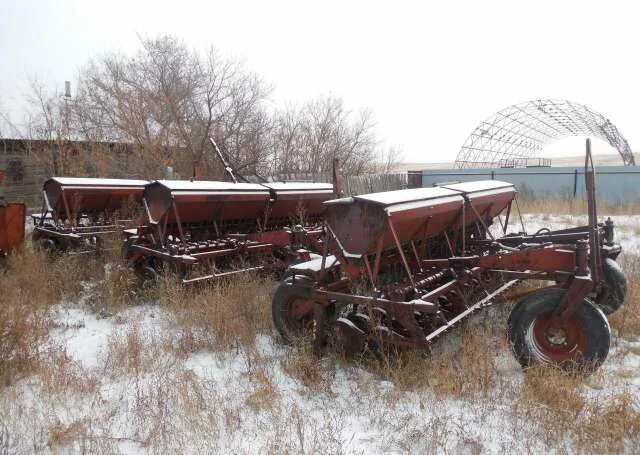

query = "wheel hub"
284;296;314;336
545;326;568;345
530;312;588;363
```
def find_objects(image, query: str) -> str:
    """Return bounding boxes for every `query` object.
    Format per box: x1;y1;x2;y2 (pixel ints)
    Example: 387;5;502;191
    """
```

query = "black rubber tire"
38;237;59;254
506;286;561;333
272;275;314;343
136;265;159;283
508;287;610;371
122;240;141;268
596;258;627;315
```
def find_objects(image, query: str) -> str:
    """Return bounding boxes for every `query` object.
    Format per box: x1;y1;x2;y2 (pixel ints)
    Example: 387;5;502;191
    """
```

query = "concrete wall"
0;146;44;207
421;166;640;203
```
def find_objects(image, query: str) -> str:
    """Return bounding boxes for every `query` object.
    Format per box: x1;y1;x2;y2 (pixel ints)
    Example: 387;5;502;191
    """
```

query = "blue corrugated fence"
421;166;640;203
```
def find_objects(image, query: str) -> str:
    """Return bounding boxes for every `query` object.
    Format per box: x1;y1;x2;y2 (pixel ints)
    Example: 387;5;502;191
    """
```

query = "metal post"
61;191;74;228
585;139;602;285
461;202;466;254
171;197;186;244
387;216;416;288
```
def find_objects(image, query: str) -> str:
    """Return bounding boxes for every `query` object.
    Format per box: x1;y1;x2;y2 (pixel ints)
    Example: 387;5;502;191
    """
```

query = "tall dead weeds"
0;246;96;384
160;274;273;353
609;253;640;341
519;196;640;216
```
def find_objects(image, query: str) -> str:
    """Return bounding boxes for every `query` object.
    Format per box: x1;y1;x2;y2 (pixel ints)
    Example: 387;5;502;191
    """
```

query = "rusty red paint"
43;177;148;222
275;170;620;372
478;247;577;273
531;312;588;363
33;177;149;251
126;179;337;283
0;203;26;254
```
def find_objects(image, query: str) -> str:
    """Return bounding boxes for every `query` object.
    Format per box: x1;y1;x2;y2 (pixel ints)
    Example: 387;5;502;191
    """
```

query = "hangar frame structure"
454;99;635;168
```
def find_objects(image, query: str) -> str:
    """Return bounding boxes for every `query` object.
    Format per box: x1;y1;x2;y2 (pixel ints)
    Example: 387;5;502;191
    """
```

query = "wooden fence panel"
343;173;408;196
268;172;408;196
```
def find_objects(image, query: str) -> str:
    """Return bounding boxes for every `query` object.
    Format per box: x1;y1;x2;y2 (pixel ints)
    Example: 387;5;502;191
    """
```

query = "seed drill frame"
274;141;624;370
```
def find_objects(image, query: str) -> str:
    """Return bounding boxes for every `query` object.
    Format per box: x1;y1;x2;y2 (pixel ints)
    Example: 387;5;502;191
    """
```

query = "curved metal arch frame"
454;99;635;168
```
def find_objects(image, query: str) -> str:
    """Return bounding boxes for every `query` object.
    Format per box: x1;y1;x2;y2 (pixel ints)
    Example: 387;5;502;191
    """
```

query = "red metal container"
143;180;334;227
262;182;334;223
43;177;148;222
0;169;26;254
144;180;271;225
439;180;517;229
324;187;465;257
0;203;25;254
323;181;516;257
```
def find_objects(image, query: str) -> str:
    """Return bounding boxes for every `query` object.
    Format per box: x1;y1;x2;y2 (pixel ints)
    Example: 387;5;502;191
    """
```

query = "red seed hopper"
323;180;515;267
33;177;148;251
124;179;336;283
143;180;272;228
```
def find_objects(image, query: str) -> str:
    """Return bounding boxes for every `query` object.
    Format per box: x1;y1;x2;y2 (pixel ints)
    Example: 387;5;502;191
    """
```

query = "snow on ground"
3;214;640;453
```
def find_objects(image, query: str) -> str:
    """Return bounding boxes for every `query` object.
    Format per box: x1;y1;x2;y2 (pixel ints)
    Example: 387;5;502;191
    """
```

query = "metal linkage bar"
426;279;519;342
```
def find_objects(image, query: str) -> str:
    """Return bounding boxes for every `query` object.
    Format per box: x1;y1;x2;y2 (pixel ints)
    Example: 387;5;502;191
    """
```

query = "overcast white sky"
1;0;638;163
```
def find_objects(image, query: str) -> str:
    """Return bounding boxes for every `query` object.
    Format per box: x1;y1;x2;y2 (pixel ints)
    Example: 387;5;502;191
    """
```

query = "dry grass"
610;253;640;340
519;365;589;438
579;395;640;452
0;237;145;378
518;196;640;215
38;349;99;396
48;419;89;449
90;234;141;311
245;369;279;411
0;246;92;385
103;324;149;377
368;305;513;398
281;343;327;389
1;223;639;452
161;274;273;353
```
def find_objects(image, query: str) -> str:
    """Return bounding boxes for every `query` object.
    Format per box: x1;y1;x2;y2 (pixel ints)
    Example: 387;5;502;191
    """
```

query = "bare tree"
23;79;77;175
74;36;272;178
374;145;403;174
268;95;396;177
8;35;400;180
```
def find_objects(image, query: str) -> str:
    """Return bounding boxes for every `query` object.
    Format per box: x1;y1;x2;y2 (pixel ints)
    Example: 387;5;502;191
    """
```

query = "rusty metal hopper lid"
325;187;462;208
151;180;270;194
438;180;515;194
47;177;149;188
261;182;334;193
